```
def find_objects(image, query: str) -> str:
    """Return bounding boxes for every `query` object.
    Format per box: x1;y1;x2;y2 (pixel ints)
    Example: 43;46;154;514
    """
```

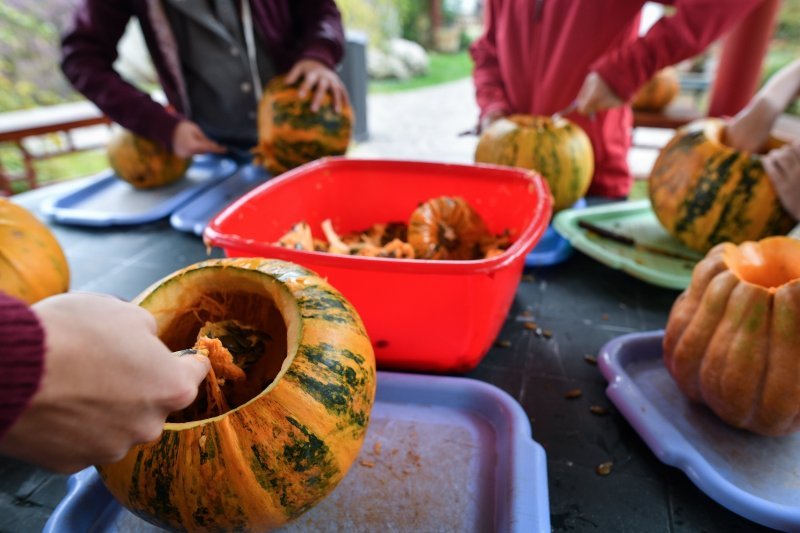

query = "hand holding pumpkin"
575;72;623;115
763;141;800;220
286;58;349;113
0;292;210;474
171;120;226;158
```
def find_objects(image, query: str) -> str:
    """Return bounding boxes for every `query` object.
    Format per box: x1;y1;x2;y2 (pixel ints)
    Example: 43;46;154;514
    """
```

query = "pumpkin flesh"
663;237;800;436
97;259;376;531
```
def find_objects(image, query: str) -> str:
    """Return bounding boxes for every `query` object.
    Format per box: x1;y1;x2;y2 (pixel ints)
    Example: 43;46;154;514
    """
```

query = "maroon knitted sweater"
0;293;45;439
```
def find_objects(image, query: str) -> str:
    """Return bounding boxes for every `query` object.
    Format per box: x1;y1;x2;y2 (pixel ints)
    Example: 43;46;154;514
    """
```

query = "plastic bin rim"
204;157;553;274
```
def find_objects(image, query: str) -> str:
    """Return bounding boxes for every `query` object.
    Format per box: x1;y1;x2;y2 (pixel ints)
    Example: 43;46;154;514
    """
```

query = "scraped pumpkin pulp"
165;293;288;423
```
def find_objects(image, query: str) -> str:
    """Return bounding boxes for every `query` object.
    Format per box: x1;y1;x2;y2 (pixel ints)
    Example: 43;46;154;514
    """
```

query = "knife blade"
551;101;577;122
577;220;701;262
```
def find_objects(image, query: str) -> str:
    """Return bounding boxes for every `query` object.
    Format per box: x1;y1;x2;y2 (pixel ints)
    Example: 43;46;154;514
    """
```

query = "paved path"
349;78;481;164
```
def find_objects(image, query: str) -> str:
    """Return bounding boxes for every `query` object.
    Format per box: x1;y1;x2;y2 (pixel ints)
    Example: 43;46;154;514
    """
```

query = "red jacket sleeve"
60;1;183;149
592;0;763;102
0;294;45;440
469;0;513;120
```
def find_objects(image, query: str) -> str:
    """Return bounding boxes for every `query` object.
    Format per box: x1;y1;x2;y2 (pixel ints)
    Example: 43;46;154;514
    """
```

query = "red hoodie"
470;0;762;198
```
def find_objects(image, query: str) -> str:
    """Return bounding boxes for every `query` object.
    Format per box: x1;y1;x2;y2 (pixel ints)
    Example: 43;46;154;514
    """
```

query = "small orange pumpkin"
407;196;491;260
663;236;800;436
631;67;680;112
107;128;190;189
0;198;70;304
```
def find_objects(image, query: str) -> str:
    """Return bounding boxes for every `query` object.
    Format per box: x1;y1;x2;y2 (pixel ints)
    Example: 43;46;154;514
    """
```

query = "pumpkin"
631;66;680;112
649;118;795;253
107;128;191;189
96;258;376;531
407;196;492;260
254;75;354;175
474;115;594;212
663;236;800;436
0;198;69;304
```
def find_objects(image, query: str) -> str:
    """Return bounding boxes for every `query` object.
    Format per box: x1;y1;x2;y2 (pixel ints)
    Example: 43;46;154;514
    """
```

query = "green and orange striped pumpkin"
664;236;800;436
649;118;795;253
474;115;594;212
254;75;354;175
107;128;191;189
0;198;69;304
631;66;680;112
96;258;376;531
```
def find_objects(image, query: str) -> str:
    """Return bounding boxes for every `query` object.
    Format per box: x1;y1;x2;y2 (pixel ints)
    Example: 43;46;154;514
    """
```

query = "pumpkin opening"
715;123;784;155
154;285;290;423
723;237;800;289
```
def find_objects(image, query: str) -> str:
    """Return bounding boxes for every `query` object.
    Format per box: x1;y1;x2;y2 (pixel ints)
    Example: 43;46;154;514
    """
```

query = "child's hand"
763;141;800;220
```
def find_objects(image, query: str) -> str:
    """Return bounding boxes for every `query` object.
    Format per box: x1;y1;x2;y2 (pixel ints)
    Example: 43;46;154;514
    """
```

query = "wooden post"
707;0;782;117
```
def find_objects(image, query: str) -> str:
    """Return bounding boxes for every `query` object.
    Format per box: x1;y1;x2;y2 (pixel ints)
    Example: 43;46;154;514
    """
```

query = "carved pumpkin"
0;198;69;304
407;196;492;260
254;75;353;175
97;258;376;531
649;118;795;253
475;115;594;212
107;128;190;189
663;236;800;436
631;67;680;112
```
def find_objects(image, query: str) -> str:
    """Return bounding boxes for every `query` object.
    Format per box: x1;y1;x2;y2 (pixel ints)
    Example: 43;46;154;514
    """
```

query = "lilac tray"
170;163;270;236
44;371;550;533
599;331;800;531
40;155;237;227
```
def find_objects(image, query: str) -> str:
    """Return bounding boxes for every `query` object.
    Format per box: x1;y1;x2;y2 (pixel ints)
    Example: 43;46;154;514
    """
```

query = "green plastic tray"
553;199;703;290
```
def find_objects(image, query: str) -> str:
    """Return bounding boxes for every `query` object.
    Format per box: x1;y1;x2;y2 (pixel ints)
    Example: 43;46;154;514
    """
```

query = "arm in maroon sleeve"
0;294;45;440
469;0;513;120
60;0;182;149
592;0;763;102
290;0;345;69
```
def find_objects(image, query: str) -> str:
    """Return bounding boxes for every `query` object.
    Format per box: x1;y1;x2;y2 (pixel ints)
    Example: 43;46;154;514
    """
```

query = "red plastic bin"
204;158;552;373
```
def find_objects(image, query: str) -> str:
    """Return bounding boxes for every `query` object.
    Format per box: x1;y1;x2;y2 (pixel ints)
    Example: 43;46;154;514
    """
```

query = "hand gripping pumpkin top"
254;75;354;175
96;258;377;531
663;236;800;436
649;118;796;253
474;114;594;213
107;128;191;189
0;198;69;304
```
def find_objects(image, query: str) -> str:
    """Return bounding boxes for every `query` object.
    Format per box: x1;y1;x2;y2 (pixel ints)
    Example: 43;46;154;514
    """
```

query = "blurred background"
1;0;799;194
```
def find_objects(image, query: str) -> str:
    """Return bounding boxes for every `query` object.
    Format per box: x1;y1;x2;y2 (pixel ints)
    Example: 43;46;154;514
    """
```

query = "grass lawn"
1;146;108;194
368;51;473;94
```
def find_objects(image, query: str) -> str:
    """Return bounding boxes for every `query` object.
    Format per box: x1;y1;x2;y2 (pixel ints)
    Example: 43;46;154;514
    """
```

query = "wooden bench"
0;101;111;196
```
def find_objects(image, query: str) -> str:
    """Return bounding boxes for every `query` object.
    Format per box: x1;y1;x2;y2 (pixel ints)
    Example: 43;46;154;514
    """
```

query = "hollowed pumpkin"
663;236;800;436
96;258;376;531
631;67;680;112
649;118;795;253
474;115;593;212
107;128;190;189
407;196;491;260
254;75;354;176
0;198;69;304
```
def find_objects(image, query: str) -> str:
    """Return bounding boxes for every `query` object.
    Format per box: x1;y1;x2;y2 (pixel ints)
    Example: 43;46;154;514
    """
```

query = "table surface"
0;182;777;533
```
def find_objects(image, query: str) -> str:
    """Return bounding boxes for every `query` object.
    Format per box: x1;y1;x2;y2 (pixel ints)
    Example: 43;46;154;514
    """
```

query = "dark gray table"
0;183;775;533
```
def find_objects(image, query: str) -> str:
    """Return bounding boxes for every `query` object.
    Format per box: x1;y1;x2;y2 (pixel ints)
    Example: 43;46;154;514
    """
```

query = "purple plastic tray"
170;163;270;236
44;371;549;533
599;331;800;531
40;155;237;227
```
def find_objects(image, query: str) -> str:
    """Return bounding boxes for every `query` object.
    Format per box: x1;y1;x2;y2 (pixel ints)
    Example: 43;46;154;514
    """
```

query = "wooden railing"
0;101;112;196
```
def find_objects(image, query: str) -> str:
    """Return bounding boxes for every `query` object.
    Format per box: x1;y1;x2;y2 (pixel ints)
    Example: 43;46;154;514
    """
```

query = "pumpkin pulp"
137;264;302;429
